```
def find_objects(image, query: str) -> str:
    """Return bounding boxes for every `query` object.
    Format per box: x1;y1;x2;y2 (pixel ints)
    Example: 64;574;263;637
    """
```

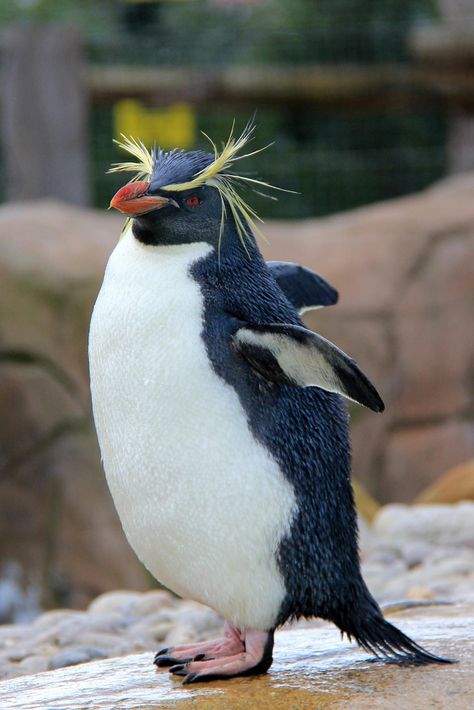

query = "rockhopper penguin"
89;126;451;684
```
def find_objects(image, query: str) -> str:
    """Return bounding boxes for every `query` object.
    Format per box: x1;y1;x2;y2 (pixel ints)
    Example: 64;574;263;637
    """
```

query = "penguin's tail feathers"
336;596;455;665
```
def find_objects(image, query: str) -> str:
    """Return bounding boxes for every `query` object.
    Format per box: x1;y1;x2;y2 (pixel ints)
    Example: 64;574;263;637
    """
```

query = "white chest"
88;232;296;630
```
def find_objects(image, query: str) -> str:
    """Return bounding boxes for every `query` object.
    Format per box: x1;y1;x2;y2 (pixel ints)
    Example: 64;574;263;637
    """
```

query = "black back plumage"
191;224;451;666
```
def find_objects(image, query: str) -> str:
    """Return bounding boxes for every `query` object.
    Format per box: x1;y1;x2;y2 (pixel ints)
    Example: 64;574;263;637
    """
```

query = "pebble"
405;585;435;600
127;616;175;644
18;655;49;675
0;501;472;682
32;609;84;631
88;591;149;617
132;591;177;617
373;502;474;546
48;647;108;671
0;624;28;645
72;632;129;655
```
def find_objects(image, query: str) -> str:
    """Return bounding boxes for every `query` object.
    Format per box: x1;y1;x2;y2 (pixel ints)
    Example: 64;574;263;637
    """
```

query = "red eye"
184;195;201;208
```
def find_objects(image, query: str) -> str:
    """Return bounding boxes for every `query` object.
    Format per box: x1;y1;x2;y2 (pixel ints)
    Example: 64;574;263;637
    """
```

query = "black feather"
331;591;454;665
149;149;213;192
334;358;385;413
267;261;339;311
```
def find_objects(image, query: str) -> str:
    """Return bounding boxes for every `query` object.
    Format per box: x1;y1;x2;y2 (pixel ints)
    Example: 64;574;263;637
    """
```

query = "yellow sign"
113;100;196;150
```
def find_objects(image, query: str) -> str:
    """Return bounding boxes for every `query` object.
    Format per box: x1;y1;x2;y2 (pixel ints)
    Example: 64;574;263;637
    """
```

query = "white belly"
88;231;296;630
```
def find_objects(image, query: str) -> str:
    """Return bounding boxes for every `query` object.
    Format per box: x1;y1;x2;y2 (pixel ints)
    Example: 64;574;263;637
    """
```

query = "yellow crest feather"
108;134;155;181
108;120;293;251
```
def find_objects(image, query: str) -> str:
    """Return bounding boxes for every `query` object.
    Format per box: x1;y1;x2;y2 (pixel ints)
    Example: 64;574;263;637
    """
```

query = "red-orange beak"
109;181;178;215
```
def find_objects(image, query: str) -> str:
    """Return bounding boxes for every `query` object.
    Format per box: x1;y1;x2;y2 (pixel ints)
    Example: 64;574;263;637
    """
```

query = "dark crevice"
0;348;81;399
0;417;90;484
404;224;472;282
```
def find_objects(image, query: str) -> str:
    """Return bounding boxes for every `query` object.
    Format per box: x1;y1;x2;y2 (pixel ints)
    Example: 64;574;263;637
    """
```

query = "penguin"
89;126;451;685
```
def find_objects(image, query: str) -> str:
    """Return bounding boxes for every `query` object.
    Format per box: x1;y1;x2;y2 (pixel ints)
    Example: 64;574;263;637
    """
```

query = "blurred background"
0;0;473;624
3;0;471;215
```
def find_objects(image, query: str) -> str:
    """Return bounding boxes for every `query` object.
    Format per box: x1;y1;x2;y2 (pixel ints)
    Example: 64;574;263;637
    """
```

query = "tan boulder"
415;458;474;504
383;421;474;503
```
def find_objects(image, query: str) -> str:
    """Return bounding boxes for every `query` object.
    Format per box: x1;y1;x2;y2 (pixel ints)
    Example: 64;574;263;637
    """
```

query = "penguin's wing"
234;323;384;412
266;261;338;313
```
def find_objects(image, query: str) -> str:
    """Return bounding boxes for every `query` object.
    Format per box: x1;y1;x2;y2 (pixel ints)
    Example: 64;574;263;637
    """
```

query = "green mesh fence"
1;0;449;218
93;104;447;219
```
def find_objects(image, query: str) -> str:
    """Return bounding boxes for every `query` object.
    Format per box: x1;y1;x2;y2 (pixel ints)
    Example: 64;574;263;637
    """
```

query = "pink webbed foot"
167;627;274;684
154;621;245;667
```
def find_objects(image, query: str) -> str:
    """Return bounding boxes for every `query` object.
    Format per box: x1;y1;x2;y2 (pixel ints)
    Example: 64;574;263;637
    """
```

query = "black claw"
154;656;175;667
169;664;185;675
182;672;198;685
194;653;206;661
155;654;194;668
154;647;169;659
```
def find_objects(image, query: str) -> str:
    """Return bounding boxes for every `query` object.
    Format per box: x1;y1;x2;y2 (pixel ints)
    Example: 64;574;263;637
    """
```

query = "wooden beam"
1;26;89;204
86;63;474;110
411;26;474;67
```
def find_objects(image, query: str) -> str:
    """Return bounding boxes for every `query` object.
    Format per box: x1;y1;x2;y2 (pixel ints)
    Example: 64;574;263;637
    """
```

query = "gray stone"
87;591;145;617
164;605;223;647
48;646;108;670
128;616;175;644
424;549;474;577
373;502;474;546
34;615;89;648
400;541;434;568
131;590;177;618
73;632;129;656
362;558;407;581
31;609;84;631
365;549;403;566
0;663;24;681
0;624;28;648
18;654;49;675
67;611;128;638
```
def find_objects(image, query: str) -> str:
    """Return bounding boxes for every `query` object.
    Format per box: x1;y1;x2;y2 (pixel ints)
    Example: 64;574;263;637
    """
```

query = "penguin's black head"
131;182;225;249
110;149;248;253
109;125;281;257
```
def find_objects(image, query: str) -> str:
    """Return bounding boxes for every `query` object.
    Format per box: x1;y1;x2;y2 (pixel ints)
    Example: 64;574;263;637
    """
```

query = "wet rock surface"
0;593;222;682
0;502;472;683
0;602;472;709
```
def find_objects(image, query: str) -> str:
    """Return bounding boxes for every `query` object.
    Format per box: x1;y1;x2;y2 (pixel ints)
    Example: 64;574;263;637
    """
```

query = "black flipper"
333;591;455;665
267;261;338;313
234;322;384;413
